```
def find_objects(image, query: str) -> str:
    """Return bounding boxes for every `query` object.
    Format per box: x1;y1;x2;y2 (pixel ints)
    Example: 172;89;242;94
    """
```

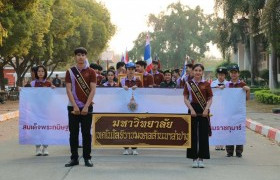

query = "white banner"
19;88;246;145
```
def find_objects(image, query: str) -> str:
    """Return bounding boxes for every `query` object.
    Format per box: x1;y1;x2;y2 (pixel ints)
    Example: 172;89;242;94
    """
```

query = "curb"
246;118;280;145
0;111;19;122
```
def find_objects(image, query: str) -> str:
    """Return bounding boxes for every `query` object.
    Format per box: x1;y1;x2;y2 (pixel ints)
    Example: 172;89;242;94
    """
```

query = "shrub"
250;87;269;93
255;90;280;104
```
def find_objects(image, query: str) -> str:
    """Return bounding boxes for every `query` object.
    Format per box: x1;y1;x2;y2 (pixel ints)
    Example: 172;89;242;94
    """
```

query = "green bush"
250;87;269;93
255;90;280;104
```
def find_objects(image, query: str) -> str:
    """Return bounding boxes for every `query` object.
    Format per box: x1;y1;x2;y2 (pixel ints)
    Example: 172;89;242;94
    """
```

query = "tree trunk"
249;34;256;86
244;42;251;71
0;64;5;90
270;44;278;89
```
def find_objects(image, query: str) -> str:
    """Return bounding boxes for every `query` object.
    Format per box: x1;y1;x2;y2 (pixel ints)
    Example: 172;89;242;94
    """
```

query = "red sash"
69;67;90;97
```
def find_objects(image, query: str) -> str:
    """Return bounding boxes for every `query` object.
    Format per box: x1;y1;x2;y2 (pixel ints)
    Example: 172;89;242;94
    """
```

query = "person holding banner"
183;64;213;168
31;65;55;156
225;65;250;158
65;47;96;167
119;62;142;155
102;70;118;87
119;62;143;90
211;66;228;151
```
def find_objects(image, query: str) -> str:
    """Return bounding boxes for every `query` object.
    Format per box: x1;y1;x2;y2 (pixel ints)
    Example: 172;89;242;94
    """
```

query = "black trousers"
226;145;243;155
187;103;210;159
68;106;93;160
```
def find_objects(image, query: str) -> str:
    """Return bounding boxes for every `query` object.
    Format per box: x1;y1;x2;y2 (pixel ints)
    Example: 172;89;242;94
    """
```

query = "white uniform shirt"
210;79;228;88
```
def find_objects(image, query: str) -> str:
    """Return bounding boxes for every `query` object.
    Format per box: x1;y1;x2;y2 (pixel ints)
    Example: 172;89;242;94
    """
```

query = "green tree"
0;0;115;88
0;0;38;89
130;2;216;69
71;0;116;59
0;4;36;87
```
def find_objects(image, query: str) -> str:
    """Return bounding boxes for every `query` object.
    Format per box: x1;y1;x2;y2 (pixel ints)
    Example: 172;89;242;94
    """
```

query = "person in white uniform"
210;66;228;151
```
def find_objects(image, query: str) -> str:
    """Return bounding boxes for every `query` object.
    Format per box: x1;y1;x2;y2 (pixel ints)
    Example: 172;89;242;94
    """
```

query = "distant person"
172;69;181;88
151;60;164;87
115;62;126;78
135;60;154;88
52;74;62;87
180;63;193;88
0;96;4;104
90;63;104;86
24;66;38;87
102;70;118;87
160;70;176;88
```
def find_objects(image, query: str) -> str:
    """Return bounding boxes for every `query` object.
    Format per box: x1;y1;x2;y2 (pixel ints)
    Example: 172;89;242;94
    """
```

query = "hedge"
250;87;269;93
255;90;280;104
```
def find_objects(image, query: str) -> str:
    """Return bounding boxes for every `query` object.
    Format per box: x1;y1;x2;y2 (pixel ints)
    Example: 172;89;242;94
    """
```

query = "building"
3;66;16;87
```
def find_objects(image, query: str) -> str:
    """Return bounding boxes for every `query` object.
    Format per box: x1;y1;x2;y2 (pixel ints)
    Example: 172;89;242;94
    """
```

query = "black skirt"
186;103;210;159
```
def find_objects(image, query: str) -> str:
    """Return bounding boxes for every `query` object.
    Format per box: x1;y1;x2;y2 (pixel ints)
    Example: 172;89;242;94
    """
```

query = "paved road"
0;118;279;180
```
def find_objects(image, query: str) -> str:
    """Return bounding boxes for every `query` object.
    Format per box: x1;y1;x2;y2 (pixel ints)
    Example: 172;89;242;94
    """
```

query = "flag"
154;54;161;69
120;53;124;62
144;33;153;72
125;48;129;64
181;56;189;79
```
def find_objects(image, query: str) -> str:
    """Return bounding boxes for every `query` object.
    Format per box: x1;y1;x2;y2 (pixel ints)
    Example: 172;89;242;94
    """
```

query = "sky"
97;0;221;58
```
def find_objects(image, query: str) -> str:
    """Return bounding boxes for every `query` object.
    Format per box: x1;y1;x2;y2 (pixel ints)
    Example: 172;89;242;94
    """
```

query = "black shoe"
84;159;93;167
226;153;233;157
236;153;242;158
65;159;79;167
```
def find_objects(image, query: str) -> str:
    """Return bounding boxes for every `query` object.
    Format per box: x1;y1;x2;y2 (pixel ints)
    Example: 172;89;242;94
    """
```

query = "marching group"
24;47;250;168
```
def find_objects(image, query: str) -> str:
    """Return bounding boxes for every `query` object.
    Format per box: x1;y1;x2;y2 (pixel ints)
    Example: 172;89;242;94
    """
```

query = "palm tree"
261;0;280;89
215;0;266;86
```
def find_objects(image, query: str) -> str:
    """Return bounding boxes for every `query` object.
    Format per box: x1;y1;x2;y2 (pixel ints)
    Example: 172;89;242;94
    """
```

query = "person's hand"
51;85;56;89
123;86;129;91
218;85;225;89
81;106;88;116
202;109;209;117
132;85;137;90
72;105;80;115
190;109;197;117
243;86;250;91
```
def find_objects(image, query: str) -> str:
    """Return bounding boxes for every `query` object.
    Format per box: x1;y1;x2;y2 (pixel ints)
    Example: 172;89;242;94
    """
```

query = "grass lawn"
247;99;280;113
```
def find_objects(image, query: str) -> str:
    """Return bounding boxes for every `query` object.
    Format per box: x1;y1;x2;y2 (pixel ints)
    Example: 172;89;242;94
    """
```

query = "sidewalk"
246;105;280;144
